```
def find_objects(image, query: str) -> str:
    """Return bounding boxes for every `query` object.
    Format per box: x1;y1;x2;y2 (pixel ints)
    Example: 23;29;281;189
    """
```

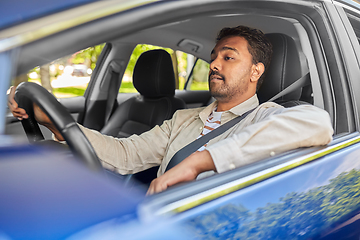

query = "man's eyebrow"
221;46;239;54
211;46;239;55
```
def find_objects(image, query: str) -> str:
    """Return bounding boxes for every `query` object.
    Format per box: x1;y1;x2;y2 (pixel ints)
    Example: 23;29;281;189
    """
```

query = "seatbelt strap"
268;72;310;102
105;68;120;124
165;107;256;172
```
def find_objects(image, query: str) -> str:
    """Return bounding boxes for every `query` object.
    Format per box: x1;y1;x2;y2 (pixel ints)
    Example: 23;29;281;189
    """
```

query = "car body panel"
0;0;99;30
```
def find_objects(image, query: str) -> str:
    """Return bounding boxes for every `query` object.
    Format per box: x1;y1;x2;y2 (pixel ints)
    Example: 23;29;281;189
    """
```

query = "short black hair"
216;25;272;90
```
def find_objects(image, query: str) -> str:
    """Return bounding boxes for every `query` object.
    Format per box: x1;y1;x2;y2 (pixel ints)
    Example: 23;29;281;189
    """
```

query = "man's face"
209;36;256;103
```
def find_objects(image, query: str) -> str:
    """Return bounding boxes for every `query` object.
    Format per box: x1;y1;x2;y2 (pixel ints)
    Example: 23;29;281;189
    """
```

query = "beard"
208;70;248;102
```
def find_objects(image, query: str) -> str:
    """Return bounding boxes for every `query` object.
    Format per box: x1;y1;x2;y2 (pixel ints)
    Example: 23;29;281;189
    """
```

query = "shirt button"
199;127;203;130
270;151;275;157
229;163;235;170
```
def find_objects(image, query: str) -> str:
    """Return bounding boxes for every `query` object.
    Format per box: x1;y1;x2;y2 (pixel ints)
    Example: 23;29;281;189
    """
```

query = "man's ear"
250;62;265;83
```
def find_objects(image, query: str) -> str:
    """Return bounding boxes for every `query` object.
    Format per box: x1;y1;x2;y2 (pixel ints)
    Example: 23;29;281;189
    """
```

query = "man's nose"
210;57;221;71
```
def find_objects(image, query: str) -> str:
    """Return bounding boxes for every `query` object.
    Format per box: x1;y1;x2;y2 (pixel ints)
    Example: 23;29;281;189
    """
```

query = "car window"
12;44;105;99
343;5;360;49
120;44;209;92
185;58;209;91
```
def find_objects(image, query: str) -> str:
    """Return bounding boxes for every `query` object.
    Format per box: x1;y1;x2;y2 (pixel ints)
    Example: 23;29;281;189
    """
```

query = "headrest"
257;33;308;103
133;49;176;98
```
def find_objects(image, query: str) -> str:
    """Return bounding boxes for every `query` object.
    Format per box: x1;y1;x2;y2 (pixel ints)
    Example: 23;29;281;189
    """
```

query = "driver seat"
257;33;312;106
100;49;186;138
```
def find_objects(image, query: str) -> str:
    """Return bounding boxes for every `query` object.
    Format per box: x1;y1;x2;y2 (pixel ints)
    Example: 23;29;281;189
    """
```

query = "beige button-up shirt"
79;94;333;177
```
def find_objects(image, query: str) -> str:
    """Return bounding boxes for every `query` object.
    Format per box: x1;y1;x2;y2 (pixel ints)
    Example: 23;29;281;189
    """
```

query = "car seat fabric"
257;33;311;105
100;49;186;138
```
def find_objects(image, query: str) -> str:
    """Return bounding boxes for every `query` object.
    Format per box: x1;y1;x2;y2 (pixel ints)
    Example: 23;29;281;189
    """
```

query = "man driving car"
8;25;333;194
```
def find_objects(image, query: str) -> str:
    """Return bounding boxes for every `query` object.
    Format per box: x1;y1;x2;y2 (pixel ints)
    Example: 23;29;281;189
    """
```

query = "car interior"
6;1;355;187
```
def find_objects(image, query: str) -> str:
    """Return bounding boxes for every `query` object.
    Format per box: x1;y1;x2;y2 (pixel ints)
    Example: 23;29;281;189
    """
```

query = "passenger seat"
100;49;186;185
100;49;186;138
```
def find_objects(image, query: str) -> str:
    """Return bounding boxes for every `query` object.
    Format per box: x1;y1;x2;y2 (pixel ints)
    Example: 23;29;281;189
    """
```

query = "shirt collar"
228;94;259;116
199;101;217;123
198;94;259;123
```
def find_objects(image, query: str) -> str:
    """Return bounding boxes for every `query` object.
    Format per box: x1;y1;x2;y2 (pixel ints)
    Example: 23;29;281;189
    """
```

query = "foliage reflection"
186;169;360;239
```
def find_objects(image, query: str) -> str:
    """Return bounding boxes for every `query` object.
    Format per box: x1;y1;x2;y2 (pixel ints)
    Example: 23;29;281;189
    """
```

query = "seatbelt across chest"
268;72;310;102
165;108;256;172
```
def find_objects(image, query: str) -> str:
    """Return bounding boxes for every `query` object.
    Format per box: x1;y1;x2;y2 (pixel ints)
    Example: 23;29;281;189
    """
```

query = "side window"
121;44;209;92
343;6;360;53
185;58;209;91
12;44;105;98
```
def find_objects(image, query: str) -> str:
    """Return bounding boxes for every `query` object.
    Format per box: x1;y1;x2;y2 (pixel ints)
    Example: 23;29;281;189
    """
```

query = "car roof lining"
14;0;320;74
115;14;300;62
12;0;324;108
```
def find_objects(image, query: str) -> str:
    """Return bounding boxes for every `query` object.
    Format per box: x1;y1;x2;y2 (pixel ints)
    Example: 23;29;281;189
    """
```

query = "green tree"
72;44;105;70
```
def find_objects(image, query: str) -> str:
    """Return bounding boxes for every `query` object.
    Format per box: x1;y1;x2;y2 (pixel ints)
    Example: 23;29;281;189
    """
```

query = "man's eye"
225;56;233;60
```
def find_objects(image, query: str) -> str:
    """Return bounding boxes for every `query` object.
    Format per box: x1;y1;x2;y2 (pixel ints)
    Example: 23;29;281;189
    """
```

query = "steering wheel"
14;82;103;172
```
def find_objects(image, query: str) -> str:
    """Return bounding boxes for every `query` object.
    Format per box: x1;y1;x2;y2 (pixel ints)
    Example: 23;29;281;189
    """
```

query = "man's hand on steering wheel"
8;86;28;120
8;86;64;141
9;82;102;171
33;104;64;141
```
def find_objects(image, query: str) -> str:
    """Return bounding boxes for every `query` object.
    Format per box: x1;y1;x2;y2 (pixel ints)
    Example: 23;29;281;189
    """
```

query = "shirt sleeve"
206;104;334;173
78;117;174;175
